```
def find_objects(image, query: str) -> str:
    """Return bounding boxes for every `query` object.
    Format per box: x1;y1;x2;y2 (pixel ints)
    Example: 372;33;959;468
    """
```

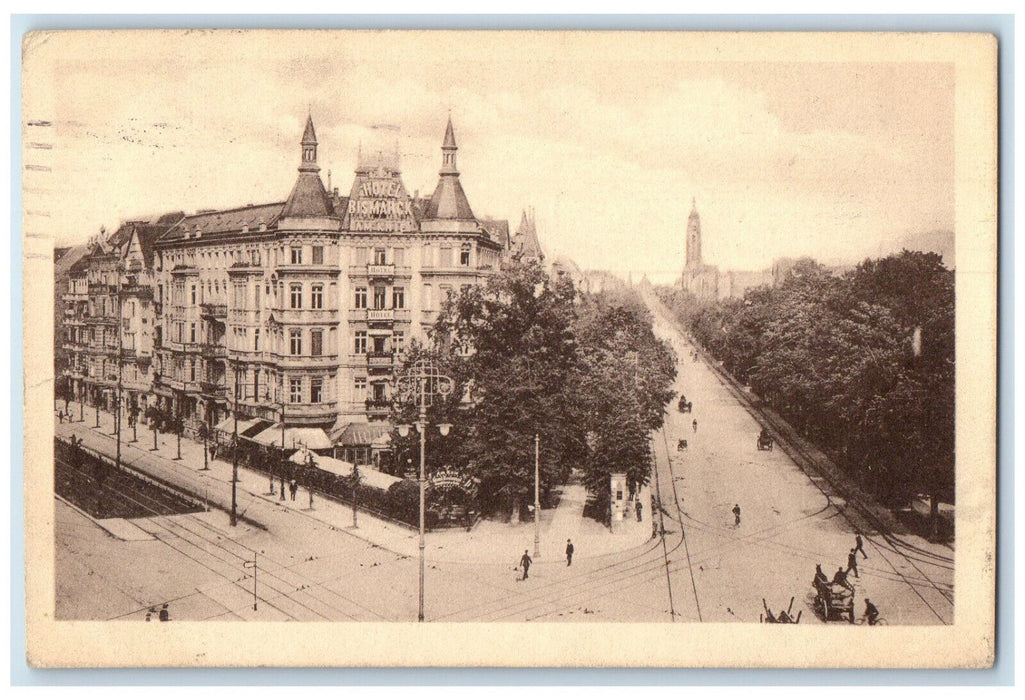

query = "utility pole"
173;378;184;461
115;266;124;472
418;378;426;622
231;362;239;527
534;433;541;558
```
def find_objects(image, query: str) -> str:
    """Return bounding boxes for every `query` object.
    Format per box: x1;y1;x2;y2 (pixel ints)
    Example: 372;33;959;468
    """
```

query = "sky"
24;31;956;280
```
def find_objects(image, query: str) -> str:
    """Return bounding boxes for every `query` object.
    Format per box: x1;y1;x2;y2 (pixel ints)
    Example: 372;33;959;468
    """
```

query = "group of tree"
389;259;677;522
656;251;954;523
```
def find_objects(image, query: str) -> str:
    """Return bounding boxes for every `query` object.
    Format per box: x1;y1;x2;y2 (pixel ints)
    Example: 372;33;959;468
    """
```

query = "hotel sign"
347;176;417;233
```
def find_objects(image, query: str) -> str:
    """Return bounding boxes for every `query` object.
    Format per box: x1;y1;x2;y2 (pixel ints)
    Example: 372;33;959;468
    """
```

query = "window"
310;378;323;404
255;284;260;309
289;378;302;403
422;243;433;268
374;248;387;265
254;370;259;399
190;362;196;382
372;382;387;400
393;331;405;355
373;287;386;309
423;284;433;311
290;246;303;265
312;246;324;265
190;285;197;305
254;328;260;352
190;323;197;344
392;286;405;309
460;243;471;266
354;287;367;309
311;329;323;357
354;377;367;401
311;284;323;309
290;329;302;355
393;247;405;266
290;284;303;309
234;284;244;308
440;284;453;301
355;247;369;265
354;330;367;354
440;246;453;267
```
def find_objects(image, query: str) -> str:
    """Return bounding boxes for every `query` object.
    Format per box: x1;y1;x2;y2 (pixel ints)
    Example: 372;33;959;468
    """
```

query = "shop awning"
330;421;393;447
250;424;332;450
290;448;402;491
214;417;271;437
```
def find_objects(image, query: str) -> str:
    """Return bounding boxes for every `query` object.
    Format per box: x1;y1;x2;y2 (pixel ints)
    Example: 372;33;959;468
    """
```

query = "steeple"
685;197;702;268
440;115;458;175
300;113;319;172
424;117;475;220
281;114;334;219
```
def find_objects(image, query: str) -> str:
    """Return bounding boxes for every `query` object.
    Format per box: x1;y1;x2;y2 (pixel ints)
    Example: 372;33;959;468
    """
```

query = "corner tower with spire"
423;117;476;222
280;113;336;223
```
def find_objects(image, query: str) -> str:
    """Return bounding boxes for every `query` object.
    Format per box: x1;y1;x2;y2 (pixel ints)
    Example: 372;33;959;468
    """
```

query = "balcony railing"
364;398;392;414
366;308;394;322
200;381;227;398
200;303;228;318
201;342;227;359
367;351;394;369
120;284;153;299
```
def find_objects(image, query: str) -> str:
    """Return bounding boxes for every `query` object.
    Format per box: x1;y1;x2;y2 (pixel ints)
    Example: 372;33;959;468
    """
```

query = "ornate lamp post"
396;358;453;623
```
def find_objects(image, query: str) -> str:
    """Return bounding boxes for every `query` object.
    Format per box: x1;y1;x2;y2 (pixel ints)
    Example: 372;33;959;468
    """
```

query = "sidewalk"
53;403;653;564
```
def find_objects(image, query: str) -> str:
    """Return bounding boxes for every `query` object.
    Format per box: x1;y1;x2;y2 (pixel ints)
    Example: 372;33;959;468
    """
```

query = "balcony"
367;352;395;372
201;342;227;359
200;381;227;398
366;308;394;323
120;348;136;360
364;398;392;416
200;303;228;319
88;283;118;295
120;284;153;300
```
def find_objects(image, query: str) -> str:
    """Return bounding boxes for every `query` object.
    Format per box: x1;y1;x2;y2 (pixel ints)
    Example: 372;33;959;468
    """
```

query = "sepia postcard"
22;29;997;668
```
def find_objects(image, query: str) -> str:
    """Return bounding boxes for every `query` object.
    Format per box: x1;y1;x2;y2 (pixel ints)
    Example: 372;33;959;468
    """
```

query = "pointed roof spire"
302;113;317;145
443;115;457;149
282;113;333;218
425;116;475;220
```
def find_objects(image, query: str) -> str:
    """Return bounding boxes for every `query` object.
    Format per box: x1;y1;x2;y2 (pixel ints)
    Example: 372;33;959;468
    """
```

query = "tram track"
646;294;954;624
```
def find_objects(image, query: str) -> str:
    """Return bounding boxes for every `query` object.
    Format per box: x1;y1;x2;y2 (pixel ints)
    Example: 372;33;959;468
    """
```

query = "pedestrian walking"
289;478;298;501
855;533;868;559
158;603;169;622
846;548;860;578
565;539;574;566
519;549;532;580
636;501;643;522
209;443;217;462
833;567;853;592
692;419;698;433
732;503;741;526
58;410;64;424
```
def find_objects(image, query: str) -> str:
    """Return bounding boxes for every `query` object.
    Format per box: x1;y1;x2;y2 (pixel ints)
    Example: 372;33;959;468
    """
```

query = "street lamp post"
534;433;541;558
396;358;453;623
173;378;184;461
231;361;241;527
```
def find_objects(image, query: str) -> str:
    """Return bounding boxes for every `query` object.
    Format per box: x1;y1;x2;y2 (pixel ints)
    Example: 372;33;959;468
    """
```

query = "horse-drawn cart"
677;395;693;413
757;429;774;451
813;578;855;623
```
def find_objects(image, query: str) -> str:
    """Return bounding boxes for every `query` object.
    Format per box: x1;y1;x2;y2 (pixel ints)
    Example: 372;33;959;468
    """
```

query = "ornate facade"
58;115;516;458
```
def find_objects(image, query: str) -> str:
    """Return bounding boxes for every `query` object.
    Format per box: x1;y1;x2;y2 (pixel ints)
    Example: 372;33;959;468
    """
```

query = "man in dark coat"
855;533;868;559
732;504;741;526
520;550;532;580
847;548;860;578
565;539;574;566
